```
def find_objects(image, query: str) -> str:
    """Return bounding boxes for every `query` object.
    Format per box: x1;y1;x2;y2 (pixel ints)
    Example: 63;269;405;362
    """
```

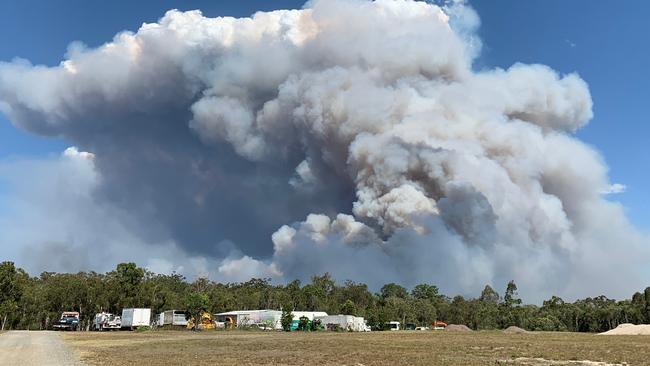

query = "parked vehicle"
53;312;80;331
121;308;151;330
92;312;121;331
387;321;401;331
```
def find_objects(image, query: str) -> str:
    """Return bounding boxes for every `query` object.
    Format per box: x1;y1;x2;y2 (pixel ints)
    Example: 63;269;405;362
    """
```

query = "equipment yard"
59;330;650;366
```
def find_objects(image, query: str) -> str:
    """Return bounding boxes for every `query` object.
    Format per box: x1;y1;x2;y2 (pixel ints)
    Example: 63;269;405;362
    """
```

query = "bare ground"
60;330;650;366
0;330;84;366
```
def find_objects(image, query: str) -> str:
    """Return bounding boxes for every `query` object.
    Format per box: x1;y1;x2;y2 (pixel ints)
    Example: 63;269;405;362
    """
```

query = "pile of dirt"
599;323;650;335
498;357;628;365
503;326;530;334
444;324;473;332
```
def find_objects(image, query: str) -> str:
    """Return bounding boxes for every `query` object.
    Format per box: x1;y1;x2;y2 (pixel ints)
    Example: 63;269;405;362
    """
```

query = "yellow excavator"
186;311;216;330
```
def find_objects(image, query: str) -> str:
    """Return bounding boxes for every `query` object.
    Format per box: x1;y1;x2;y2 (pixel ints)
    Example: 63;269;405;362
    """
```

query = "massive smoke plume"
0;0;647;301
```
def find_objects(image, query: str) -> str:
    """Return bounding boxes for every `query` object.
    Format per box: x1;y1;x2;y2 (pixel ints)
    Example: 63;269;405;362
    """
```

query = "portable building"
121;308;152;329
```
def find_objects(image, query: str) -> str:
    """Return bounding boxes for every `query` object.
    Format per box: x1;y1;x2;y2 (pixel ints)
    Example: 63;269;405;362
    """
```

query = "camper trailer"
157;310;188;327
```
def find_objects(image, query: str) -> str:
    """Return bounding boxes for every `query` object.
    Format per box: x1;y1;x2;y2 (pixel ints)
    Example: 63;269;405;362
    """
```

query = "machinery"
186;311;216;330
432;320;448;330
53;311;80;331
92;312;121;331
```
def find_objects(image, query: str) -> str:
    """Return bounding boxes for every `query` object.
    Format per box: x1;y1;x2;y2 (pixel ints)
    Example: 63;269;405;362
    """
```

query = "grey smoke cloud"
0;0;647;301
0;149;235;280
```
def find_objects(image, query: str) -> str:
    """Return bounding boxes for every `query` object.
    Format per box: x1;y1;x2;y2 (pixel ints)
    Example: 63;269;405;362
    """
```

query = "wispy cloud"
601;183;627;195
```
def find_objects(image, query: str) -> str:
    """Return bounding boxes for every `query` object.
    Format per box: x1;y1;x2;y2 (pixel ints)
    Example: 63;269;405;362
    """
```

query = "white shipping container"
121;308;151;329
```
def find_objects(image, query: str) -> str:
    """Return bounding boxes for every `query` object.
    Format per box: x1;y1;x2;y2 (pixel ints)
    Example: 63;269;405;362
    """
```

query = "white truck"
92;312;121;331
121;308;151;330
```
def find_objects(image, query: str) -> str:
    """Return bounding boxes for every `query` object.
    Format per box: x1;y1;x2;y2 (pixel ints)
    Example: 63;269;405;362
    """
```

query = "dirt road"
0;331;84;366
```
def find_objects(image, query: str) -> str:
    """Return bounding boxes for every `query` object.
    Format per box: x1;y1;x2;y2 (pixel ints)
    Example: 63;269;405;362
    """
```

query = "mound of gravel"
444;324;473;332
503;326;530;334
599;323;650;335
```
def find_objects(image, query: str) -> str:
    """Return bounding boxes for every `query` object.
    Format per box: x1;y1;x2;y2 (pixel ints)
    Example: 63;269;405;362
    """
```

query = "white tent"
215;310;282;329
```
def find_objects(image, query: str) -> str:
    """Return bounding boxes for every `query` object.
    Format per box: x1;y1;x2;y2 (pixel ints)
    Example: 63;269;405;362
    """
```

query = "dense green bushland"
0;261;648;332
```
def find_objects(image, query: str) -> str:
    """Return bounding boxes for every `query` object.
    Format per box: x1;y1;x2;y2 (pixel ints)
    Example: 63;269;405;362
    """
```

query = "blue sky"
1;0;648;230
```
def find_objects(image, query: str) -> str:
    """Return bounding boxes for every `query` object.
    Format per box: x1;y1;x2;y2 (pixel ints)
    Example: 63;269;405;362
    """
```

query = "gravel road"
0;331;85;366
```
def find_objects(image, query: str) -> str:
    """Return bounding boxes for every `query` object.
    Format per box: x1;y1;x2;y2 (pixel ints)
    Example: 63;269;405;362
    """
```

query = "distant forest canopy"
1;261;649;332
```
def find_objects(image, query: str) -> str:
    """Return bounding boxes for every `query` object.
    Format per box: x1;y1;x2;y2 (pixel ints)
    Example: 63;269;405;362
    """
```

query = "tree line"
1;261;649;332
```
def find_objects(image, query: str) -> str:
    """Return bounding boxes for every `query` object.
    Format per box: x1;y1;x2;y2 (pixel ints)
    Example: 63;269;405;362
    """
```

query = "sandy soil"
444;324;473;332
0;330;84;366
503;326;531;334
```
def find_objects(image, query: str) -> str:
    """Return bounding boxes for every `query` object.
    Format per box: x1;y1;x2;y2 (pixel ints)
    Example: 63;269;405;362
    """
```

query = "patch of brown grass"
62;330;650;366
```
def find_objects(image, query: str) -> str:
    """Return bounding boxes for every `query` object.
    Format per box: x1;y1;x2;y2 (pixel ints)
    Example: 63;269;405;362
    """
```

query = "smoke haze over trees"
0;0;648;302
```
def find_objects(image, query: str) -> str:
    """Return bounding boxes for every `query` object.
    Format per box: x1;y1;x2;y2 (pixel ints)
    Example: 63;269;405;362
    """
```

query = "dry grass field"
60;330;650;366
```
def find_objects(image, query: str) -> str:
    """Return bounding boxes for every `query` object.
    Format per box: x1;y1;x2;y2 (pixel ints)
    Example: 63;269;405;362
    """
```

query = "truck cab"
53;312;80;331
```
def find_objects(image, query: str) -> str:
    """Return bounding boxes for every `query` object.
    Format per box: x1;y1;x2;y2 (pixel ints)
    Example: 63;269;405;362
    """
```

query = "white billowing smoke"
0;0;647;300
